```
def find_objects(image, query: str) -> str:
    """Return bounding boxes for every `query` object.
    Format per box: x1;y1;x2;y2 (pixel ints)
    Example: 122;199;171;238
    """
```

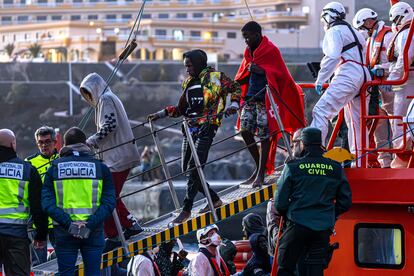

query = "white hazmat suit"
311;23;371;164
387;26;414;167
366;21;394;168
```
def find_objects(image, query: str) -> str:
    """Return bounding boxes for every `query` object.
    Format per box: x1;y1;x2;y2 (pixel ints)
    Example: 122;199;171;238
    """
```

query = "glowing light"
96;28;102;34
203;32;212;40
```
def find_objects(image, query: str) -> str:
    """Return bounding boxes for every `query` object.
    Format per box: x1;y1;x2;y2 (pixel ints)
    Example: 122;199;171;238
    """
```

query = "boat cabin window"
355;223;404;269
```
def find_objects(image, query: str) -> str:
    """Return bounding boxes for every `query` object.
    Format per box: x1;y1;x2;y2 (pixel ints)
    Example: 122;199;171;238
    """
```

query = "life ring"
233;240;253;272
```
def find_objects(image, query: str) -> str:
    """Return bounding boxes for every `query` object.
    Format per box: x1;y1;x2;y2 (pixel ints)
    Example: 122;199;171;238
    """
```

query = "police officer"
275;127;352;276
0;129;48;275
26;126;59;265
42;127;115;275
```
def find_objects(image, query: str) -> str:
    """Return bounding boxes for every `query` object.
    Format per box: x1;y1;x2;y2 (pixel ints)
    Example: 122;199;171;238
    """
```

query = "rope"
243;0;254;21
78;0;148;130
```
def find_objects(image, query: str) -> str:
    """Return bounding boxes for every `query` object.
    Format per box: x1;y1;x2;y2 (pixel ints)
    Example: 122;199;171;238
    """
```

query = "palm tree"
28;43;42;58
4;43;14;58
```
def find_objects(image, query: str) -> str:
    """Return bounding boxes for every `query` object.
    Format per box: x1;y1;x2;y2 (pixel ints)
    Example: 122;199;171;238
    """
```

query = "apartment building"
0;0;354;62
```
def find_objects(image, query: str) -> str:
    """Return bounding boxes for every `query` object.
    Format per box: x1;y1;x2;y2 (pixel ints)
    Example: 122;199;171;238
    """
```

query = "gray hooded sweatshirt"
80;72;139;172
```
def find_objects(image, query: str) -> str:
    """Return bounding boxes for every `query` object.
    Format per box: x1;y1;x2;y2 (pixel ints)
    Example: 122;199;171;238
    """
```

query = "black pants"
0;234;30;276
181;124;220;212
277;222;330;276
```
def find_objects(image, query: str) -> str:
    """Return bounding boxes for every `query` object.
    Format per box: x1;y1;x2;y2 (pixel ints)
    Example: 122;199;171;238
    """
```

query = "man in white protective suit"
353;8;394;168
311;2;371;166
386;1;414;168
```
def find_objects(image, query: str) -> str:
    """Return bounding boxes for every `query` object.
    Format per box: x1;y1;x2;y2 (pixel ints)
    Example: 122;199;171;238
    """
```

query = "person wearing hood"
242;213;266;239
148;49;241;223
41;127;116;275
353;8;394;168
311;2;371;166
242;233;271;276
275;127;352;276
80;72;142;240
0;129;48;276
188;224;230;276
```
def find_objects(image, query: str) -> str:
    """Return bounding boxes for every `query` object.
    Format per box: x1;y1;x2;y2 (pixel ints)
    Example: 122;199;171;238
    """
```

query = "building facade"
0;0;355;62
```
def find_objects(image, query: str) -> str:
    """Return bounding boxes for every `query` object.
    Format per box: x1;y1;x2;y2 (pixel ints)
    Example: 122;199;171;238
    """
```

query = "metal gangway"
32;85;297;275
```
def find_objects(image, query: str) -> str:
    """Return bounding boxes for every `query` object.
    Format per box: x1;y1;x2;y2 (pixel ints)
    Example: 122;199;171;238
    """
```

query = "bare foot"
252;177;264;188
240;171;258;185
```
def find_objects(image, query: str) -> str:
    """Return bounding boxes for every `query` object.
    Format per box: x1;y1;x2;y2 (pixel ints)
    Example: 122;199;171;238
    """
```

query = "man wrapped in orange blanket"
235;21;305;187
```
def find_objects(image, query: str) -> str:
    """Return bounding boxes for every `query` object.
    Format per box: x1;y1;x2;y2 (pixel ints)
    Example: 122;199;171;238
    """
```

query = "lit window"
173;29;184;41
355;223;404;269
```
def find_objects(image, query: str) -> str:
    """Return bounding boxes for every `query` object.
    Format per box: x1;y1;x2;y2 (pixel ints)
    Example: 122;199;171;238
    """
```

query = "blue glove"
315;85;323;95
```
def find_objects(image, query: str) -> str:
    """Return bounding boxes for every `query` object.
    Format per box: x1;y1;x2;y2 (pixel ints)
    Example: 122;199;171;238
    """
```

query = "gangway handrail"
119;129;282;200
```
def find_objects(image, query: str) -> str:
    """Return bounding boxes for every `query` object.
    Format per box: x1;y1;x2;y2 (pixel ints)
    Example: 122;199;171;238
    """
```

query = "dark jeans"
277;221;330;276
0;234;30;276
181;124;220;212
54;226;105;276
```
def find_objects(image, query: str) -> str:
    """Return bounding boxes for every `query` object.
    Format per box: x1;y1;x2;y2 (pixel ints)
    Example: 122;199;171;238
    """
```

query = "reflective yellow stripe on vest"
0;177;29;225
54;178;102;222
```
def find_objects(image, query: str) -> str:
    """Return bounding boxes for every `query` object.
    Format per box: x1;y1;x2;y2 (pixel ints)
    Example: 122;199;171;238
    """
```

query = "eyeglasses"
37;139;53;146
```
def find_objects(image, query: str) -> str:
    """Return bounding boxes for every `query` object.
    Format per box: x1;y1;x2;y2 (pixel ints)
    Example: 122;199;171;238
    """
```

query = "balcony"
0;0;288;12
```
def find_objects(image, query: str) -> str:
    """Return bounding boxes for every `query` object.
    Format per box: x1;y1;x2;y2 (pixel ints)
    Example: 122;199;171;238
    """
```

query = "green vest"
0;159;30;225
26;152;58;228
26;152;58;182
53;160;103;223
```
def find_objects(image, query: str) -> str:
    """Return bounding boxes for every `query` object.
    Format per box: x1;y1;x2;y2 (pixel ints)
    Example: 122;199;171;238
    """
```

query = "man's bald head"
0;129;16;151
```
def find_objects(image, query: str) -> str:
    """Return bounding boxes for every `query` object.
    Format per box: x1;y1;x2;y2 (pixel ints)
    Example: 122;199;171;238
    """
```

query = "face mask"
209;233;222;246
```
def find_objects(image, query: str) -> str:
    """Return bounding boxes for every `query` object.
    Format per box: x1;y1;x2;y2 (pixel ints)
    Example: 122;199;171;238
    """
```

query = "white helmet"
353;8;378;29
389;2;413;27
321;2;346;26
196;224;219;243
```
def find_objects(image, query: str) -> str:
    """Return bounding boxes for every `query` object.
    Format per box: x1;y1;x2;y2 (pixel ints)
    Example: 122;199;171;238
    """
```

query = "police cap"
301;127;322;145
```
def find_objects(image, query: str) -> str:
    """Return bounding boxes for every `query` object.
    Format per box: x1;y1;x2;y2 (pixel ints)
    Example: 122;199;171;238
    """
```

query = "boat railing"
299;18;414;169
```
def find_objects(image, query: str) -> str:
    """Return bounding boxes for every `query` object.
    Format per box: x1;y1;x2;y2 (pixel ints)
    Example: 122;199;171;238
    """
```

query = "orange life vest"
200;248;231;276
366;25;392;68
387;21;412;63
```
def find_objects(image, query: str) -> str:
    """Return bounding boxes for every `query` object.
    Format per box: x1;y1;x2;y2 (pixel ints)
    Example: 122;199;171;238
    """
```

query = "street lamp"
114;27;120;34
96;28;102;34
